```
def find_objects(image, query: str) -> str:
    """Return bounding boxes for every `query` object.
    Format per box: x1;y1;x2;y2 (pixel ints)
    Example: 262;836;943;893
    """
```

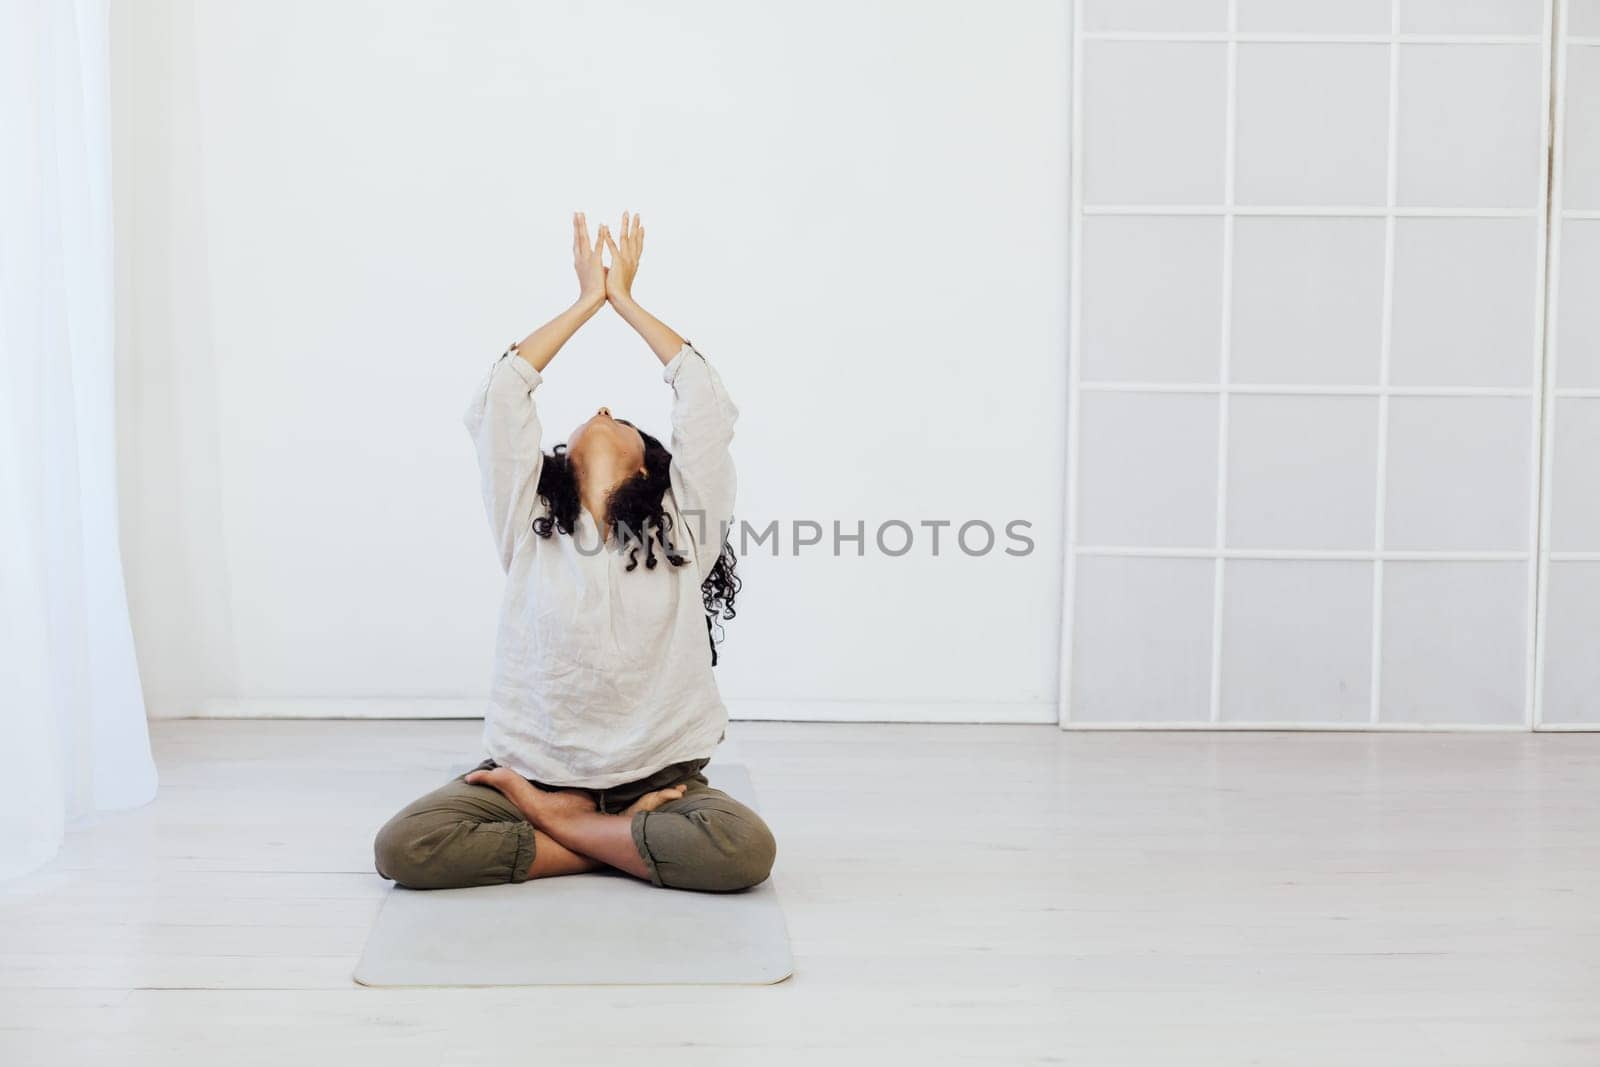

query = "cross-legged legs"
373;762;777;892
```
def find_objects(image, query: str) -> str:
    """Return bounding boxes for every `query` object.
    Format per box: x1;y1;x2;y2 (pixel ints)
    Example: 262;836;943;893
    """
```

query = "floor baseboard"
158;697;1059;724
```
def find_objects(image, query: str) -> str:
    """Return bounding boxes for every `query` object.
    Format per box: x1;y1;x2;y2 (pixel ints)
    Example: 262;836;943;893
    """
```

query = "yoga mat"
353;763;793;986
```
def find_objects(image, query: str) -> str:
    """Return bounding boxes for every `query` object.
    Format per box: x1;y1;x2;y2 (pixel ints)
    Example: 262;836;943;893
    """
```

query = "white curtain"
0;0;157;880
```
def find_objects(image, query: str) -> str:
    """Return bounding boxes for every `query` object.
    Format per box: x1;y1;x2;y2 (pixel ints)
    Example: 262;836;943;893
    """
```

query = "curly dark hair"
531;420;740;664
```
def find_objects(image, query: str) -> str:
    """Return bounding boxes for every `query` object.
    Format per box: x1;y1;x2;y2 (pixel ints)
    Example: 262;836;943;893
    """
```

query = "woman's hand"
573;212;609;309
601;210;683;365
602;211;643;306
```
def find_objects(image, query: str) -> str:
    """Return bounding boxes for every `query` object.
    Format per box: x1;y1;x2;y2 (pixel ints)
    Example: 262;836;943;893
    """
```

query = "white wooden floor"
3;721;1599;1065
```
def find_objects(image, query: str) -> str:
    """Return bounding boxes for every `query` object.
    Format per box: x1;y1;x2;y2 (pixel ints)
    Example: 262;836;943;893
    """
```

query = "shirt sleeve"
662;341;739;581
463;346;546;572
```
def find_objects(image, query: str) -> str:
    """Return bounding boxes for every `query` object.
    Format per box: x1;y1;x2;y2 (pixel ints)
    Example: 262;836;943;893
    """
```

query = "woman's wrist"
611;293;653;335
575;291;607;315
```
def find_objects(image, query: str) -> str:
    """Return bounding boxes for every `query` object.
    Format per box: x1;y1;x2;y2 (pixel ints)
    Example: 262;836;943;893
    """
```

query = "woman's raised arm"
511;212;610;372
603;213;739;573
602;211;685;366
659;340;739;574
461;214;609;571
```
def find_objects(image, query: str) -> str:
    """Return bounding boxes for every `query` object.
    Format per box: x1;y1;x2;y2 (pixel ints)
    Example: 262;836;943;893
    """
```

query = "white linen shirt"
463;340;739;789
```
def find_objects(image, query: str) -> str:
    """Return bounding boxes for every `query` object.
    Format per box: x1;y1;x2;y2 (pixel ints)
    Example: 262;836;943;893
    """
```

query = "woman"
373;212;775;893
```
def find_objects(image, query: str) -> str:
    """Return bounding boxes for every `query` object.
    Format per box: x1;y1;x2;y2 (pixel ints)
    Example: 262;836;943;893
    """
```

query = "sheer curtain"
0;0;157;880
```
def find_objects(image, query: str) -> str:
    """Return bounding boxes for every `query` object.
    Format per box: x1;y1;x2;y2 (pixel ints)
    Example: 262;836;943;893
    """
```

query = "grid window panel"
1539;563;1600;725
1081;215;1224;382
1219;561;1374;723
1082;42;1227;205
1071;557;1215;723
1396;44;1544;208
1226;395;1380;550
1230;217;1386;385
1067;4;1550;729
1563;48;1600;211
1397;0;1546;35
1236;0;1391;34
1076;392;1219;548
1388;218;1539;387
1548;399;1600;551
1081;0;1228;33
1554;221;1600;387
1384;397;1533;552
1381;562;1528;725
1234;43;1390;206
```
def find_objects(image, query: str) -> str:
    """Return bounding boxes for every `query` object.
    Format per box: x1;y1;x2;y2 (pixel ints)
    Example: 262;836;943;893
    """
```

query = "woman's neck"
576;460;628;532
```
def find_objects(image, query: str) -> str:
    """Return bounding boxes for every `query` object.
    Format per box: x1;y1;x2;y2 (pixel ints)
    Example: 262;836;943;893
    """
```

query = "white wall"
111;0;1071;721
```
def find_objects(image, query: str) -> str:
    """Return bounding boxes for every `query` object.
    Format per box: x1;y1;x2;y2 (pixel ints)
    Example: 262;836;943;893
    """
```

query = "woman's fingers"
576;212;597;262
570;211;642;264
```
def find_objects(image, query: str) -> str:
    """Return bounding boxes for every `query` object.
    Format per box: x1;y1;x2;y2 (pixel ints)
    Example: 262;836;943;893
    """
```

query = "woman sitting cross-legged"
373;212;774;893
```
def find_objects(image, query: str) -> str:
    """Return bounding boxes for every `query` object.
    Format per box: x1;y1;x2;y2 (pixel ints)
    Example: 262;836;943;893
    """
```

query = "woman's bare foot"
623;783;688;816
465;766;596;829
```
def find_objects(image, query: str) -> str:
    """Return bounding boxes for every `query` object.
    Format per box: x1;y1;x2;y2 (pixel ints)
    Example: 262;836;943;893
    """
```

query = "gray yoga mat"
353;763;793;986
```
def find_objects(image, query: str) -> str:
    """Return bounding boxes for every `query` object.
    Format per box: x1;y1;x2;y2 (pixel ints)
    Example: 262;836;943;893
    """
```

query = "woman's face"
566;407;646;476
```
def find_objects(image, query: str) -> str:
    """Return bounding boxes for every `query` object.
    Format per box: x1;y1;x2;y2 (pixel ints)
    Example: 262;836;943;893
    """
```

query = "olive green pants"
373;757;777;893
